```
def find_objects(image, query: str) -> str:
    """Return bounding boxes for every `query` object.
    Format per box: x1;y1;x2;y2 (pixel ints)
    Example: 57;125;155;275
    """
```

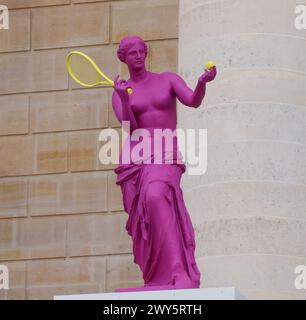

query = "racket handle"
111;78;132;95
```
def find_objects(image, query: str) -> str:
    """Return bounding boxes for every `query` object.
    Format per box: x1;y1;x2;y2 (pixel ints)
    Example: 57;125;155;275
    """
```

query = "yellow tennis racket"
66;51;133;94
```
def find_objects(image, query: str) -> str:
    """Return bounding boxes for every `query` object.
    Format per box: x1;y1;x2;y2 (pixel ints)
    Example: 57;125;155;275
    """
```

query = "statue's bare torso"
126;71;177;130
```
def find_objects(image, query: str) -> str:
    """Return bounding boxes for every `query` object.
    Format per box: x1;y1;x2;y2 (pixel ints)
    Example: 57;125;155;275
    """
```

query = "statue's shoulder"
158;71;180;83
159;71;176;77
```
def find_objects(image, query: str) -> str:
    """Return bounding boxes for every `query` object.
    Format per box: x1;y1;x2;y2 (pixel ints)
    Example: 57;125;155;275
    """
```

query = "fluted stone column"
178;0;306;299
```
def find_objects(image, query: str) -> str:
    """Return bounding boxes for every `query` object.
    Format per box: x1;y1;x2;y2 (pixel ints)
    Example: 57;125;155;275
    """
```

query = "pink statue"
112;36;217;292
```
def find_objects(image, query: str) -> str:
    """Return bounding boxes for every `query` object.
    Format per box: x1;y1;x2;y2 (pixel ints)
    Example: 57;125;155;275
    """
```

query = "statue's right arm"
112;90;138;132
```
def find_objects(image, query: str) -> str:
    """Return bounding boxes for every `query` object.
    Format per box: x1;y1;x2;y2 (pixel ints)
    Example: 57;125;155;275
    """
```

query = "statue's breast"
129;77;174;115
129;93;148;115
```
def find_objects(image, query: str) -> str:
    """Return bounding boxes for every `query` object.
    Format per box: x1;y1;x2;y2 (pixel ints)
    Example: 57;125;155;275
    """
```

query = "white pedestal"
54;287;245;300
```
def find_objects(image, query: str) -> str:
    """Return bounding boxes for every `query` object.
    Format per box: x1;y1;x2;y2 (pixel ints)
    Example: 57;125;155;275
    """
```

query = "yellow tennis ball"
127;87;133;94
206;60;215;70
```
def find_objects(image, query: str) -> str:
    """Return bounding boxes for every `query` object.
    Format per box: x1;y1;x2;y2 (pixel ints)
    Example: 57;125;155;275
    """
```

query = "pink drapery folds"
114;127;201;292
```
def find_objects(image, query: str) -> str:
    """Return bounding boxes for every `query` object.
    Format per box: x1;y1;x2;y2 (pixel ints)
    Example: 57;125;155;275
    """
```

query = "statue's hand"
114;75;130;101
198;66;217;84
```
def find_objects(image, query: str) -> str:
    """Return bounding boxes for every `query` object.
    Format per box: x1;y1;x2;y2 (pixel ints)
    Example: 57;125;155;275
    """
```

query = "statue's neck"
128;67;148;83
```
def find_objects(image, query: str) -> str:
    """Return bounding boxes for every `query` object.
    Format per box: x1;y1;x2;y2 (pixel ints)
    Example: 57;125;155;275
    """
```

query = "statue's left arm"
166;66;217;108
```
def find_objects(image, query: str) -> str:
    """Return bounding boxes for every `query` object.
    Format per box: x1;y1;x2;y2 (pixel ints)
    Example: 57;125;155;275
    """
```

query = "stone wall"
0;0;178;299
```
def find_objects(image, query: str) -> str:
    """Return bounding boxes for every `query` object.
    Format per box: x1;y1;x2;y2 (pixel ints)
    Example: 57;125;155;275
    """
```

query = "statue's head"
117;36;148;70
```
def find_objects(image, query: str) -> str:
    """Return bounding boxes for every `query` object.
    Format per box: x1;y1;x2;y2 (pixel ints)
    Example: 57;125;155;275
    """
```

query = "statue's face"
125;41;146;69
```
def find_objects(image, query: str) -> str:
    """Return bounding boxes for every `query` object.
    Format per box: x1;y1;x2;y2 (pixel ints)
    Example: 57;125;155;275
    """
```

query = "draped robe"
114;127;201;292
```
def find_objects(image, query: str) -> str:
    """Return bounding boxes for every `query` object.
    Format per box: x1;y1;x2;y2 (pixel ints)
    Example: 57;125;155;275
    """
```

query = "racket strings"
68;53;105;87
66;51;124;91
